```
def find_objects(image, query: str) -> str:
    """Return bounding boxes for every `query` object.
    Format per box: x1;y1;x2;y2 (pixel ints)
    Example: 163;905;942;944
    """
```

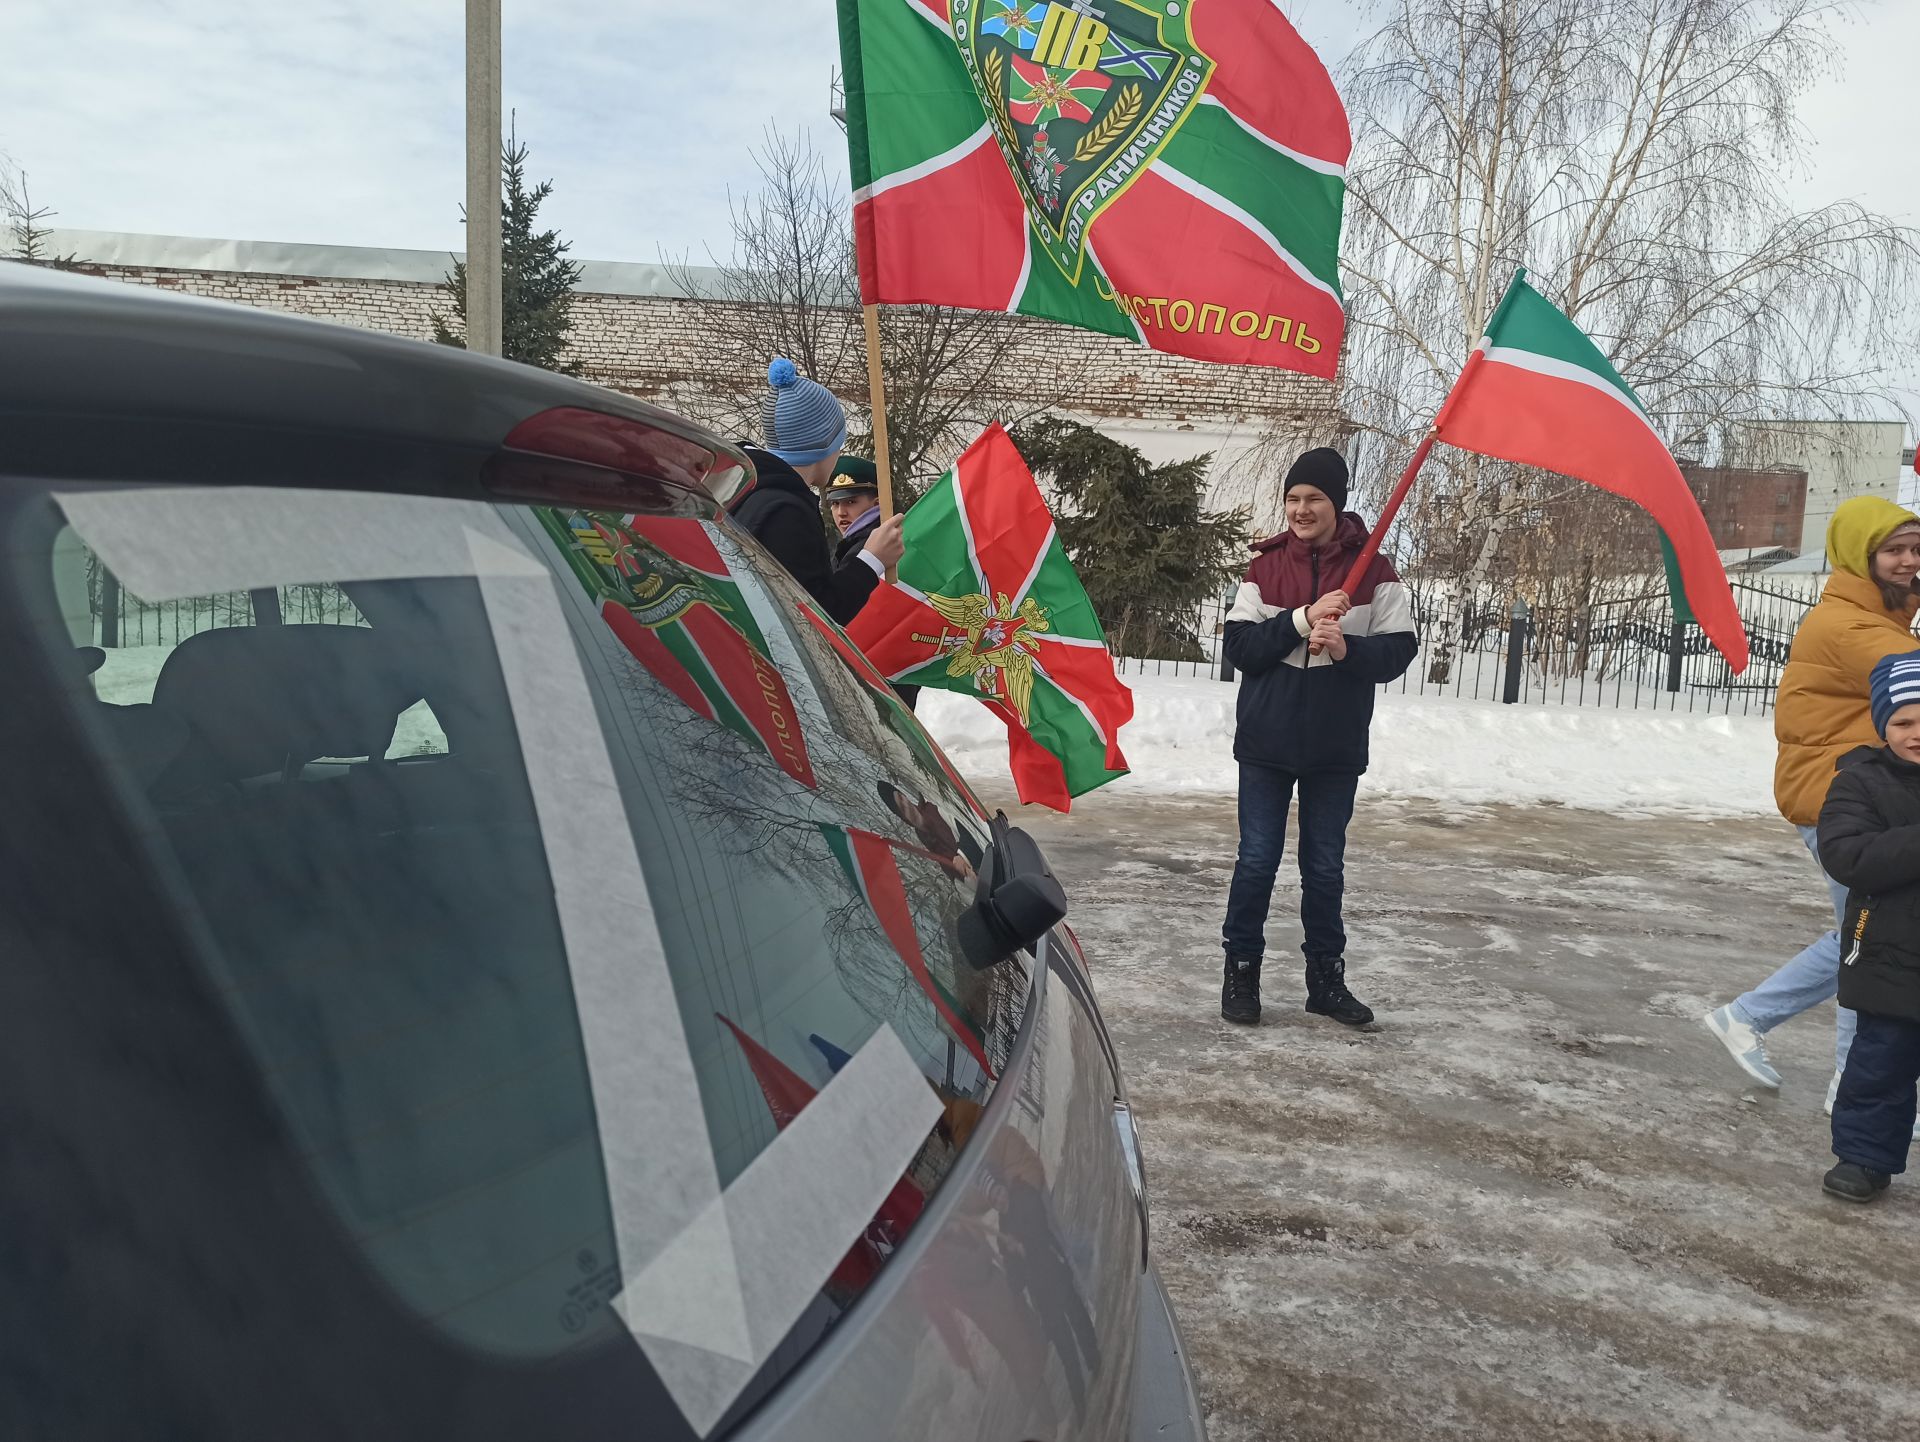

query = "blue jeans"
1222;764;1360;961
1730;825;1858;1074
1832;1013;1920;1174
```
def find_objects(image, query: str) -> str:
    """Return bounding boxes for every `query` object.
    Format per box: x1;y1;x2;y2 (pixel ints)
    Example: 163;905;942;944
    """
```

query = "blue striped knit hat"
1870;652;1920;737
760;358;847;466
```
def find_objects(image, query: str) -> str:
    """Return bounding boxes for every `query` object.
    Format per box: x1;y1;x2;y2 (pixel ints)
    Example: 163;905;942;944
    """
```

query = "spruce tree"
1011;417;1248;662
434;129;584;373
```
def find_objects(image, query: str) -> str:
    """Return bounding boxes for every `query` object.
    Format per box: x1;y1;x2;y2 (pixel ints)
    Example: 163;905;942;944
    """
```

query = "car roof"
0;262;753;505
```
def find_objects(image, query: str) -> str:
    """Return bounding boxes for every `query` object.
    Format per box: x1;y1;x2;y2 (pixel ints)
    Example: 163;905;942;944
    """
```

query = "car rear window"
4;480;1025;1440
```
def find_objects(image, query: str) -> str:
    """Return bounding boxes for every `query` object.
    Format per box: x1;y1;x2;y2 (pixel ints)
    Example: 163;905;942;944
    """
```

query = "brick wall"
1682;464;1809;551
75;260;1336;431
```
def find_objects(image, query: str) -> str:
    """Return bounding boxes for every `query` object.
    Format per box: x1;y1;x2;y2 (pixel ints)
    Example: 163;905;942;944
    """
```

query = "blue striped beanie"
1870;652;1920;737
760;358;847;467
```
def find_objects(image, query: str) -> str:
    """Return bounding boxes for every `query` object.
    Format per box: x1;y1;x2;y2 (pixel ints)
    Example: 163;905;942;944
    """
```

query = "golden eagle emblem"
913;590;1050;724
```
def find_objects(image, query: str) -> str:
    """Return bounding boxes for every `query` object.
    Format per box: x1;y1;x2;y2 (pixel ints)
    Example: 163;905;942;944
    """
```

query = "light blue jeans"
1729;825;1857;1074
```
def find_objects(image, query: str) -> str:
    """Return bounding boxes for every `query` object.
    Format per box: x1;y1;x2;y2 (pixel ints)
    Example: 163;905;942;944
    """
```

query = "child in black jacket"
1814;651;1920;1202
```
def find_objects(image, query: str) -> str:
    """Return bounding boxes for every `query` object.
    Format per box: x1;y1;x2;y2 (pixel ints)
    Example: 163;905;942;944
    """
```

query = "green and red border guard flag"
1432;271;1750;673
847;424;1133;811
837;0;1350;377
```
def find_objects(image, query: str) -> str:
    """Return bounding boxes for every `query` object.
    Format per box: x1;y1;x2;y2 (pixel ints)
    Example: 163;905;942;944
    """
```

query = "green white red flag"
1432;271;1751;673
836;0;1350;377
846;424;1133;811
539;510;820;785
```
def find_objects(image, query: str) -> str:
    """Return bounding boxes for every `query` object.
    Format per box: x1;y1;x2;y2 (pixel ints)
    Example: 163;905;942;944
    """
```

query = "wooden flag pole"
1309;428;1439;655
861;303;896;521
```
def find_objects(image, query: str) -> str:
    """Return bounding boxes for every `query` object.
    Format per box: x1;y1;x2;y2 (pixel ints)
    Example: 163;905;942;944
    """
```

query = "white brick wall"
78;260;1334;426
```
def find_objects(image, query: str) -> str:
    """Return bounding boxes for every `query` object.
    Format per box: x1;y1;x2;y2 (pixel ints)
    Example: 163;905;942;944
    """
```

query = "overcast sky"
2;0;1913;424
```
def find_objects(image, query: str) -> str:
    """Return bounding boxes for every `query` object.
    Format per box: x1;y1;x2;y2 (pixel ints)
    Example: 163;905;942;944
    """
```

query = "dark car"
0;264;1204;1442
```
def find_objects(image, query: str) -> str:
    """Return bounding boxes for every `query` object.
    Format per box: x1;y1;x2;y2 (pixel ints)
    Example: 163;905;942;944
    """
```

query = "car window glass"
16;484;1029;1437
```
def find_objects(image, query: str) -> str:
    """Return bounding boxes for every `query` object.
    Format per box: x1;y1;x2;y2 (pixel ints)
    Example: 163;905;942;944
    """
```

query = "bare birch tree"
669;129;1062;504
1340;0;1920;597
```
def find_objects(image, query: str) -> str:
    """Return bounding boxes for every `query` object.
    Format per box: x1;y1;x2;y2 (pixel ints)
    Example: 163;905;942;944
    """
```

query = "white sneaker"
1703;1005;1782;1089
1824;1065;1920;1139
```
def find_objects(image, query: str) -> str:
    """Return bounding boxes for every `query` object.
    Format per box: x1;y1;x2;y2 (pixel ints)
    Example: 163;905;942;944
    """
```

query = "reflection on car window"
20;486;1028;1436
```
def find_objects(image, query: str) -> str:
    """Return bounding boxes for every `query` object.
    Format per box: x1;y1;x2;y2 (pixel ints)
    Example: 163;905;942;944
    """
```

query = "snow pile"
89;641;1776;817
917;673;1779;818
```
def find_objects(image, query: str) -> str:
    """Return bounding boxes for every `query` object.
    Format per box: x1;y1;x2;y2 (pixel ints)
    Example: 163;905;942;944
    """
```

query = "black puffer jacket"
729;447;880;625
1816;745;1920;1023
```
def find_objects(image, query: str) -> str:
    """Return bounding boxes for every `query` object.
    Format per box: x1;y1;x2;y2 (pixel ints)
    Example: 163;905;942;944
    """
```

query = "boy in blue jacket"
1814;651;1920;1202
1218;449;1419;1027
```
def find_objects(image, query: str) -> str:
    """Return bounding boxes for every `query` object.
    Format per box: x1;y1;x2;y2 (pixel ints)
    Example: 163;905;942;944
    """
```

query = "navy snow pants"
1832;1012;1920;1175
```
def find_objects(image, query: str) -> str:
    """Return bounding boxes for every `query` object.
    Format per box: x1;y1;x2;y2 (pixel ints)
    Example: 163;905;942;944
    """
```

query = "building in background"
1730;419;1909;555
43;228;1336;535
1680;463;1808;551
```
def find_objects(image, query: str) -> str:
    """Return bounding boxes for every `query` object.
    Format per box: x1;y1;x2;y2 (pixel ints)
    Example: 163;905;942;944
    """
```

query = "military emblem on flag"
540;510;819;789
962;0;1194;277
839;0;1349;375
846;424;1133;811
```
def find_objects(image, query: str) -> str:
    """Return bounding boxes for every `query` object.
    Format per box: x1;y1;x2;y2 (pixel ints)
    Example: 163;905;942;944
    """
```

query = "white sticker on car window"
54;485;945;1435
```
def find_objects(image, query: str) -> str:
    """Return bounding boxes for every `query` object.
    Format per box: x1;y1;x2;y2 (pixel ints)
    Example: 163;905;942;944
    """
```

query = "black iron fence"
91;562;1829;720
88;576;366;649
1120;575;1830;717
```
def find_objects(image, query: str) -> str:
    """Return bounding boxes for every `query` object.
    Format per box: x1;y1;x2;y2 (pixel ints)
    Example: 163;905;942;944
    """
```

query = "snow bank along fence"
1123;576;1832;718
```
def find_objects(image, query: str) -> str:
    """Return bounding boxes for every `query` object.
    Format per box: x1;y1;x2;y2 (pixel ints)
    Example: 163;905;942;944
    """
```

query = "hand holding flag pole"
1307;429;1438;656
1308;269;1747;672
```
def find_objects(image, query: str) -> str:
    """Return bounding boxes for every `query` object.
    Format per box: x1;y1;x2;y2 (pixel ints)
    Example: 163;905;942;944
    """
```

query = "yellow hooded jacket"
1773;496;1920;826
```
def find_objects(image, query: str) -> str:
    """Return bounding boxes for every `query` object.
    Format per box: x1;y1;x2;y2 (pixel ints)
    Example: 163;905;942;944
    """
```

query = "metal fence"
1120;576;1832;717
94;564;1829;720
91;576;366;648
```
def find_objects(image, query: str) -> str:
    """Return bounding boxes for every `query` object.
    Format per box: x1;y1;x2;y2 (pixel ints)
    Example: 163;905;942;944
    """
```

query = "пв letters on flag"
837;0;1350;377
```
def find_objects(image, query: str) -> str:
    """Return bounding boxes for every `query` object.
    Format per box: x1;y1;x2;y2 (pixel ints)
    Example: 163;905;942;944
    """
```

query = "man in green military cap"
826;455;919;708
826;455;883;561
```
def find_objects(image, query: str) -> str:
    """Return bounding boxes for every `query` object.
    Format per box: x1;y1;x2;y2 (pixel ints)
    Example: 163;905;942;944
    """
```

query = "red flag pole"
1309;428;1437;654
1340;428;1437;593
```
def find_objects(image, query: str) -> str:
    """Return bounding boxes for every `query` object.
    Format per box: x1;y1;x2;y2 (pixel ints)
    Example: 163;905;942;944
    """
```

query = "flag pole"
861;302;897;521
1339;428;1437;594
1309;428;1438;655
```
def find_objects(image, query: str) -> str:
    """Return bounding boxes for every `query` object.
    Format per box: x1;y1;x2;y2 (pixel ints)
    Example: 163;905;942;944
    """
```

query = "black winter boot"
1221;951;1262;1025
1822;1162;1891;1203
1304;957;1374;1027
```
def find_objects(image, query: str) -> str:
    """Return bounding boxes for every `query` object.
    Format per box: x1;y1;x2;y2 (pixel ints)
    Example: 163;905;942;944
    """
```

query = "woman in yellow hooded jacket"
1704;496;1920;1107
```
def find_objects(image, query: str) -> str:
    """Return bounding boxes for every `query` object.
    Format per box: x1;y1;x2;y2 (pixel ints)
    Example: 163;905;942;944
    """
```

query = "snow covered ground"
918;674;1777;819
1014;794;1920;1442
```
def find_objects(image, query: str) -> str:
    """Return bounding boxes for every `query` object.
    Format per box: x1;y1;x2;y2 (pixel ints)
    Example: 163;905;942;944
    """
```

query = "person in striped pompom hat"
730;358;903;625
1811;651;1920;1202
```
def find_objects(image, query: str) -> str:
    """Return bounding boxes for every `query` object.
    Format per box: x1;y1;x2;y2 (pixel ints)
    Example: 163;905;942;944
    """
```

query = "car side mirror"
958;812;1068;970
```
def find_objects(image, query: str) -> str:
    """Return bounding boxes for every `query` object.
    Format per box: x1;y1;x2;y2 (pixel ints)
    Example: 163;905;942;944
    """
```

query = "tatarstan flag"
837;0;1349;377
845;424;1132;811
1432;271;1750;672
